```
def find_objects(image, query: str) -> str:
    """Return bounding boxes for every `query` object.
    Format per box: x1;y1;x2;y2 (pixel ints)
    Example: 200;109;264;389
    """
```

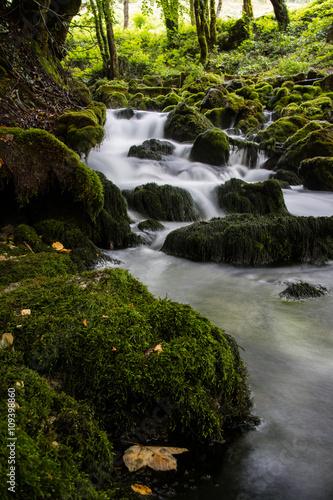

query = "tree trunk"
102;0;119;79
123;0;129;29
269;0;289;30
209;0;217;50
194;0;208;65
189;0;196;26
90;0;108;67
216;0;222;19
243;0;253;19
161;0;179;45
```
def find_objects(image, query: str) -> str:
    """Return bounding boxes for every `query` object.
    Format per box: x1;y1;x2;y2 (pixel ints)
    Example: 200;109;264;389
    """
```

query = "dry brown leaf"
21;309;31;316
131;484;152;495
153;344;162;354
83;319;88;327
123;445;188;472
52;241;64;251
0;255;6;260
0;333;14;349
1;133;13;143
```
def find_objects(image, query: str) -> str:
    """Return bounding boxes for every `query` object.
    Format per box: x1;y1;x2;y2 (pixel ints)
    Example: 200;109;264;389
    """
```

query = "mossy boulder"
200;88;226;111
190;128;230;166
255;116;308;148
128;139;175;161
279;281;328;300
217;179;288;215
284;121;323;149
299;156;333;191
123;183;198;222
0;268;253;442
272;169;302;186
161;214;333;266
205;93;245;129
0;351;115;500
298;96;332;119
164;103;214;142
0;127;103;225
115;107;135;119
277;128;333;173
137;219;165;231
56;107;105;157
163;91;182;108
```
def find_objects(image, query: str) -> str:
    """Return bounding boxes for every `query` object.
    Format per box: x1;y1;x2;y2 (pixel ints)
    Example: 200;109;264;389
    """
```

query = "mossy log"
0;268;253;442
217;178;289;215
161;214;333;266
123;183;198;222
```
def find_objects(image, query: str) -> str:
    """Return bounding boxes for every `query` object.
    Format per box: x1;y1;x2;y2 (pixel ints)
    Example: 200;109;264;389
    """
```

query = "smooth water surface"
88;110;333;499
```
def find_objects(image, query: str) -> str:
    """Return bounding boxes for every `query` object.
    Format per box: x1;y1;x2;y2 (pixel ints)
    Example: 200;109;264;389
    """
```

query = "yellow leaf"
0;333;13;349
131;484;152;496
123;445;188;472
83;319;88;327
153;344;162;354
21;309;31;316
0;157;3;168
52;242;64;251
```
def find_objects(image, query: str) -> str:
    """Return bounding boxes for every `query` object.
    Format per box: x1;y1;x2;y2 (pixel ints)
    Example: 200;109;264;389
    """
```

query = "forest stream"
87;110;333;500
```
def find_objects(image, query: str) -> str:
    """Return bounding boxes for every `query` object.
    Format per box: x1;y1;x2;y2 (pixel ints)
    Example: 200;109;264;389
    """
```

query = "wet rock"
200;88;226;111
272;169;302;186
161;214;333;266
164;102;214;142
280;281;328;300
123;182;198;222
115;107;135;119
255;116;308;151
217;178;288;215
299;156;333;191
137;219;165;231
128;139;175;161
190;128;230;166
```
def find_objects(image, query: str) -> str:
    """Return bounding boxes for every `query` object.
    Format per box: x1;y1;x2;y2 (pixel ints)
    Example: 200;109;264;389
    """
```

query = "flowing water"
87;110;333;500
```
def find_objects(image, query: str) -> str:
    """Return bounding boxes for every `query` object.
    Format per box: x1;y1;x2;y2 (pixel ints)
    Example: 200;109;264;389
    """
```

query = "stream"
87;110;333;500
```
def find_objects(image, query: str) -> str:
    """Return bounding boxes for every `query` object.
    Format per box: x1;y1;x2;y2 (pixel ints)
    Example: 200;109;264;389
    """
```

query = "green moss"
164;103;214;142
13;224;42;248
217;178;288;215
123;182;198;222
137;219;165;231
190;128;230;166
273;169;302;186
255;116;308;148
281;81;294;90
0;351;115;499
279;281;327;300
299;156;333;191
284;121;323;148
163;91;182;107
299;96;332;118
161;213;333;266
0;268;252;442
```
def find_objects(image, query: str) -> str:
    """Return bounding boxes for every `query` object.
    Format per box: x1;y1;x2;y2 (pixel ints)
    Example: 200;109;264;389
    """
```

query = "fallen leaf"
123;445;188;472
52;241;64;251
51;441;59;447
131;484;152;496
0;157;3;167
145;348;154;356
0;333;13;350
21;309;31;316
102;315;109;319
0;133;13;143
112;346;117;351
0;255;6;260
83;319;88;327
153;344;162;354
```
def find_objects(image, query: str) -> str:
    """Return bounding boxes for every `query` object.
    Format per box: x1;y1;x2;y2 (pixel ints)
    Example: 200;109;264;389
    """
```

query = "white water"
88;110;333;500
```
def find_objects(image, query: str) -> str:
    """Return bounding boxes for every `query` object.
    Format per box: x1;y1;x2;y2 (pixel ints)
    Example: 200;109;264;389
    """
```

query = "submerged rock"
164;102;214;142
123;183;198;222
128;139;175;161
280;281;328;300
217;178;288;215
190;128;230;166
161;214;333;266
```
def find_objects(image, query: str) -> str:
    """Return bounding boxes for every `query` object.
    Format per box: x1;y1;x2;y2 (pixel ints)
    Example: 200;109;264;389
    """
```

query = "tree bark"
194;0;208;65
209;0;217;50
269;0;289;30
189;0;196;26
90;0;108;67
216;0;222;19
102;0;119;79
243;0;253;19
123;0;129;29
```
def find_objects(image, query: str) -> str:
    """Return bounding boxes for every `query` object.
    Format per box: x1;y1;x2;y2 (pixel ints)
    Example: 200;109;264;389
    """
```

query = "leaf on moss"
123;445;188;472
153;344;162;354
131;484;152;495
52;241;64;251
83;319;88;327
21;309;31;316
0;333;14;349
0;133;13;143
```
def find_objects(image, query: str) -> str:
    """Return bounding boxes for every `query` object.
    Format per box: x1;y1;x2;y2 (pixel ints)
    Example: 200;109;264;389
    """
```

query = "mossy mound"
279;281;328;300
205;93;245;129
190;128;230;166
255;116;308;149
137;219;165;231
200;88;227;111
217;179;288;215
123;183;198;222
272;169;302;186
277;128;333;172
284;121;323;149
161;214;333;266
56;103;106;157
91;79;129;108
0;351;115;500
0;268;252;442
164;103;214;142
0;127;103;223
299;156;333;191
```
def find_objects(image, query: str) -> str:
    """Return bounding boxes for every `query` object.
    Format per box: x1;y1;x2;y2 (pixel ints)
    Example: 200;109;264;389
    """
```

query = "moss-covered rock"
115;107;135;119
161;214;333;266
0;127;103;225
0;351;115;500
277;128;333;172
284;121;323;149
200;88;227;111
205;93;245;129
217;179;288;215
123;183;198;222
299;156;333;191
164;103;214;142
255;116;308;147
190;128;230;166
137;219;165;231
128;139;175;161
272;169;302;186
0;268;253;442
279;281;328;300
